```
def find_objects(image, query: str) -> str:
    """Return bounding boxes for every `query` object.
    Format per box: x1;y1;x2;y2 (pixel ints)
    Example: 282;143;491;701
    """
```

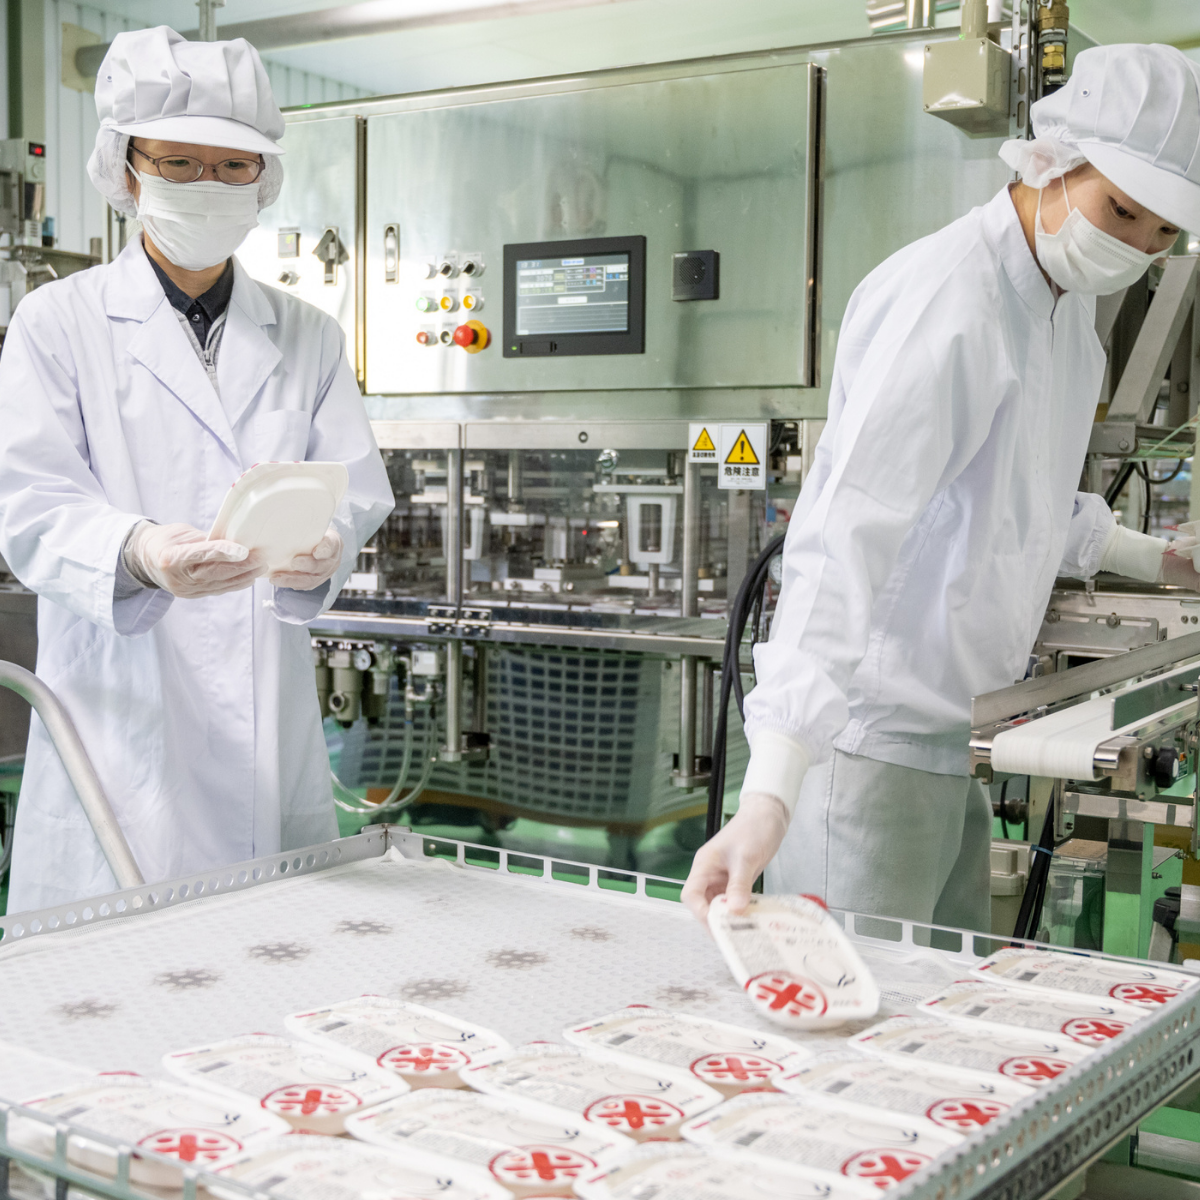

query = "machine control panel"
410;250;491;351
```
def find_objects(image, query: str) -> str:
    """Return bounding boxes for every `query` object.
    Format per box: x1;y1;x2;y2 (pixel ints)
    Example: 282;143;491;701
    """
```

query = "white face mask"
132;169;259;271
1034;177;1162;295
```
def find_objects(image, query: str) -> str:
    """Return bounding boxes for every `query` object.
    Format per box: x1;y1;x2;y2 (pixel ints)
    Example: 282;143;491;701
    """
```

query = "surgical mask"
132;169;259;271
1034;177;1161;295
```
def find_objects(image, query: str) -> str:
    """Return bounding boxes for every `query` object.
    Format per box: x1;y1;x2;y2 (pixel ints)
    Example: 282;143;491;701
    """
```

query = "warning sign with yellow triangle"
725;429;759;464
693;427;715;452
688;422;719;462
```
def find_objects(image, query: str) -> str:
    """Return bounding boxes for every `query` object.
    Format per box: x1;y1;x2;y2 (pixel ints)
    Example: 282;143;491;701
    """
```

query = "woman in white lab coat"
684;43;1200;930
0;28;393;911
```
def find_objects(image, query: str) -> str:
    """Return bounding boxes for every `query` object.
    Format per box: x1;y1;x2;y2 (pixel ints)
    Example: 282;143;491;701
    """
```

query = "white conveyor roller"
989;694;1116;779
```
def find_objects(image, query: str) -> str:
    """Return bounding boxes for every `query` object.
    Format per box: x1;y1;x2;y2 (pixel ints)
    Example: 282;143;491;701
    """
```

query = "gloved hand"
124;521;267;599
681;791;791;924
1162;547;1200;590
268;527;343;591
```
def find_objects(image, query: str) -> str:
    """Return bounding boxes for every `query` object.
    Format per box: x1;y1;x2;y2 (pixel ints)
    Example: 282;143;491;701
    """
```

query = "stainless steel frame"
0;826;1198;1200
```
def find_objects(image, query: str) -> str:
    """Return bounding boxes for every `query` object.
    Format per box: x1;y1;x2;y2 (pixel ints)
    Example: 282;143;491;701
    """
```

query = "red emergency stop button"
453;320;490;353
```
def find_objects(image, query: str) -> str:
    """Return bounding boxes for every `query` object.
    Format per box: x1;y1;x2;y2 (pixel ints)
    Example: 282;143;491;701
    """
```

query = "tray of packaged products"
0;826;1196;1200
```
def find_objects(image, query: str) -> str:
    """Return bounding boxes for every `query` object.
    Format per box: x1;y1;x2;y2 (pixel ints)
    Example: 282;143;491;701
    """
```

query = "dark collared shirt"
148;256;234;346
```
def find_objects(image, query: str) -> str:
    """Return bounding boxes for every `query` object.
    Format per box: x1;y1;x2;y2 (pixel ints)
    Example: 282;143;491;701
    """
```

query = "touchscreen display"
514;253;630;336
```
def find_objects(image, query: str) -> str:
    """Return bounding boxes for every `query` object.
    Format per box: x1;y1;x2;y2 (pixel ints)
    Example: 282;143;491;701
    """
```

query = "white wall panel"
40;5;369;254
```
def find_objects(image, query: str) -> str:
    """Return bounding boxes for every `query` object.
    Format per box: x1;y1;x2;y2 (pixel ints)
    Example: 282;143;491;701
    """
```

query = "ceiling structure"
85;0;1200;100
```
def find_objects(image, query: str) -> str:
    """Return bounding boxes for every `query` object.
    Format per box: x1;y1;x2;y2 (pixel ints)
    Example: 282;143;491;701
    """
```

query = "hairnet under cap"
1000;43;1200;234
87;26;284;218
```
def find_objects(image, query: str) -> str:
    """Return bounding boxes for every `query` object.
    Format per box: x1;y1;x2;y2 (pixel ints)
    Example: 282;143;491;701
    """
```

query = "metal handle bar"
0;660;144;889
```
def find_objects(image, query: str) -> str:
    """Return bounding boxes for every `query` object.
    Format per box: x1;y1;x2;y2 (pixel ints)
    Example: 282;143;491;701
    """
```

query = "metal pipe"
75;0;640;78
681;460;700;619
905;0;935;28
701;659;718;756
507;451;523;504
472;644;488;732
677;655;697;784
443;639;464;761
196;0;225;42
0;660;144;889
446;449;464;607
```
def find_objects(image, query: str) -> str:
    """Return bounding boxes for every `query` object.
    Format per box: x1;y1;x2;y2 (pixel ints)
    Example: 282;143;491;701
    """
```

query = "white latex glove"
124;521;267;599
1162;547;1200;590
268;527;343;591
1098;522;1168;581
682;792;791;924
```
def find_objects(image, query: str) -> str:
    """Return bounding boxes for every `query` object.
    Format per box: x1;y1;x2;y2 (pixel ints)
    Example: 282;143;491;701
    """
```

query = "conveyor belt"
0;829;1197;1200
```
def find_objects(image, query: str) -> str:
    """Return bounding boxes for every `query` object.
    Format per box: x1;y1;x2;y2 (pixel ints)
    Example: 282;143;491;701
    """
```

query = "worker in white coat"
683;43;1200;930
0;27;393;912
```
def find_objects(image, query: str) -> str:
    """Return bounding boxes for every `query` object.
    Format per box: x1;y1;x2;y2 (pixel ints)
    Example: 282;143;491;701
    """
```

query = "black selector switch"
673;250;719;301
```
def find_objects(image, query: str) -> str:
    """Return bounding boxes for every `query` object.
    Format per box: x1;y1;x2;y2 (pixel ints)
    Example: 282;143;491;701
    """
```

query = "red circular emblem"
1061;1017;1128;1046
690;1052;781;1088
744;973;828;1020
925;1097;1009;1131
1109;982;1180;1006
999;1056;1072;1082
842;1149;932;1189
137;1129;241;1164
488;1147;596;1186
377;1043;470;1074
262;1083;362;1117
583;1095;684;1133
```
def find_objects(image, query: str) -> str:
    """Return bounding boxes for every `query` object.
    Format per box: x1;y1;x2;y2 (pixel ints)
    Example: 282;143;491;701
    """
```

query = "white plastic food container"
680;1093;959;1191
464;1044;722;1142
707;895;880;1029
850;1016;1091;1087
973;949;1199;1009
286;996;509;1089
575;1143;877;1200
209;461;348;571
7;1075;289;1188
563;1006;810;1096
777;1052;1034;1135
207;1134;510;1200
919;979;1147;1047
162;1032;410;1134
346;1088;632;1196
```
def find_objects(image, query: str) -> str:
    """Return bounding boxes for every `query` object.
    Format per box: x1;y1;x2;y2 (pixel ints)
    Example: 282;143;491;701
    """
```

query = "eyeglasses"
128;143;264;186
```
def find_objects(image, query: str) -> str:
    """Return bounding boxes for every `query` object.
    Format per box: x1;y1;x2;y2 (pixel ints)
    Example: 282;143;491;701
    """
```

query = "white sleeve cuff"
1098;522;1167;583
741;729;811;816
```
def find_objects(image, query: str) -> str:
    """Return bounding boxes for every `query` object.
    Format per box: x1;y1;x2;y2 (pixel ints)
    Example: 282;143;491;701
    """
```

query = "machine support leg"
681;460;700;620
1103;819;1155;959
446;449;463;608
672;655;708;789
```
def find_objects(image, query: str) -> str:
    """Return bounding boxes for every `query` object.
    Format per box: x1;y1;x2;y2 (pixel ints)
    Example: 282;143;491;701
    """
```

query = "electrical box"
923;36;1012;137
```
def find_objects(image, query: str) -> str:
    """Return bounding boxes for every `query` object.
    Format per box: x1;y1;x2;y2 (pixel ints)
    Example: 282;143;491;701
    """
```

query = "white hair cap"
87;26;284;218
999;43;1200;233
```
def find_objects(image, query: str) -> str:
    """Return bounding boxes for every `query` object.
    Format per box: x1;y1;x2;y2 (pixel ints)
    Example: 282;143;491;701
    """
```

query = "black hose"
1139;462;1152;535
1151;459;1187;484
705;534;787;841
998;778;1010;840
1104;461;1137;509
1012;794;1055;942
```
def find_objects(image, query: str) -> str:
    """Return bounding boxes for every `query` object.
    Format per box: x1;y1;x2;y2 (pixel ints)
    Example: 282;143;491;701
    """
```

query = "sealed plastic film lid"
7;1074;289;1188
680;1092;960;1191
776;1051;1034;1136
919;979;1147;1047
849;1016;1091;1087
463;1043;722;1141
284;995;509;1087
564;1006;810;1094
209;460;348;571
0;1041;96;1104
972;948;1199;1009
162;1032;410;1133
209;1134;510;1200
345;1087;632;1194
707;894;881;1028
575;1142;878;1200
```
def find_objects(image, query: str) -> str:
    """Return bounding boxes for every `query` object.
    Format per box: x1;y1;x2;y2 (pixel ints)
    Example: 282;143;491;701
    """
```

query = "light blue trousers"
764;749;993;933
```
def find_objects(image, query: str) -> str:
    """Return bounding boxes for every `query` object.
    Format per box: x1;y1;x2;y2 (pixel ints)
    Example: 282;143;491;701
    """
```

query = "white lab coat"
0;238;394;913
745;186;1115;783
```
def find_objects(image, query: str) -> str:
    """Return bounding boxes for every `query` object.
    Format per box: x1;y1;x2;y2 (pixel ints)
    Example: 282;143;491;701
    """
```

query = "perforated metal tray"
0;826;1196;1200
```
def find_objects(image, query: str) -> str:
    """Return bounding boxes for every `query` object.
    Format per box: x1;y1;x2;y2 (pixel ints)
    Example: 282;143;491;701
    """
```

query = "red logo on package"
137;1129;242;1164
262;1083;362;1117
842;1150;932;1189
378;1043;470;1074
488;1147;596;1186
1109;982;1180;1006
690;1053;781;1087
745;973;828;1019
999;1056;1072;1082
925;1098;1009;1131
1061;1017;1128;1045
584;1095;684;1133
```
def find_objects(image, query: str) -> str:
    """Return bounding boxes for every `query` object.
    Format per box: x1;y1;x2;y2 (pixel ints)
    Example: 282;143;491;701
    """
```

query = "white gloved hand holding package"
1097;521;1200;590
268;525;343;590
124;521;267;598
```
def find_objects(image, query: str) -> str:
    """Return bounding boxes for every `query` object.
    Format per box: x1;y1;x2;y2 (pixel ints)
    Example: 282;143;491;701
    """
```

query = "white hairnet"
87;26;285;218
997;137;1088;189
88;128;284;217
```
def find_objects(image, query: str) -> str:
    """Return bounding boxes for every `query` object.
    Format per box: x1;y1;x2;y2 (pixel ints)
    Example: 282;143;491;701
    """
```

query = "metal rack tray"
0;826;1197;1200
